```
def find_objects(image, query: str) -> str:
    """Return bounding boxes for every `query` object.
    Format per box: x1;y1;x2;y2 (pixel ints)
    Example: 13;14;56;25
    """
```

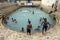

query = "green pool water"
5;7;55;32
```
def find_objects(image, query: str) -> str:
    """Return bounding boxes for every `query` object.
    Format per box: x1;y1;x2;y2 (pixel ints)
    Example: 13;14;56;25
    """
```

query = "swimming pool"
4;7;55;32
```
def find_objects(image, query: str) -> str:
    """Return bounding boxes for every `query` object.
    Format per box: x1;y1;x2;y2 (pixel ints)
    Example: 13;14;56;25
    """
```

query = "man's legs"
42;26;45;34
45;26;48;32
29;29;31;35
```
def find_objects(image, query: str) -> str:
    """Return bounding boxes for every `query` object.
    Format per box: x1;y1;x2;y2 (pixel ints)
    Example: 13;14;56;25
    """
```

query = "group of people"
2;16;9;24
26;18;50;35
49;1;58;14
2;15;17;24
12;18;17;23
2;15;50;35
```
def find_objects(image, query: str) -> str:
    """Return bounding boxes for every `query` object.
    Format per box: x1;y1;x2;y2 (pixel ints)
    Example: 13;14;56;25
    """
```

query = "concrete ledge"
0;3;20;18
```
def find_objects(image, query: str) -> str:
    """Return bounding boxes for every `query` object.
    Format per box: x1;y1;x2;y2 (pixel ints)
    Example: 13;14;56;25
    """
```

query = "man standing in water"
32;11;34;14
27;21;32;35
42;18;50;35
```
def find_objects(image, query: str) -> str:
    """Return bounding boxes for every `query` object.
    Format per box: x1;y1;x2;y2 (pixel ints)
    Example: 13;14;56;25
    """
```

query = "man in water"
14;19;17;23
6;17;9;20
12;18;14;22
4;19;7;24
42;18;50;35
21;27;24;32
27;21;32;35
35;26;40;32
32;11;34;14
12;18;17;23
40;17;44;22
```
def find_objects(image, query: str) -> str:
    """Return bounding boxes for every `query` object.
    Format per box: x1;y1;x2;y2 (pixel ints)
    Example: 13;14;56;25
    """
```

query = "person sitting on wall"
53;15;56;21
48;10;53;14
54;6;57;11
52;3;54;8
49;3;55;14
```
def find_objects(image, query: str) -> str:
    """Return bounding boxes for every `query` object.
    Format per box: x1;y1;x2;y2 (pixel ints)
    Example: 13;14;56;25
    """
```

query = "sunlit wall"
41;0;56;6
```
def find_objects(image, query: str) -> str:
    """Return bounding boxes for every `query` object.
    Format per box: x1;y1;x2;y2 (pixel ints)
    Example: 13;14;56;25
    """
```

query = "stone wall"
0;3;20;18
40;4;52;13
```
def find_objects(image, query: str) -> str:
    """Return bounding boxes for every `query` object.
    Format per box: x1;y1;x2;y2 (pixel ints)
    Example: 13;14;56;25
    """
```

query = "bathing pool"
4;7;55;32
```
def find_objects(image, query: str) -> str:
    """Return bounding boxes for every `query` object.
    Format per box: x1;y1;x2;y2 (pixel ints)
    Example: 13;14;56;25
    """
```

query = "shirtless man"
27;21;32;35
42;18;50;34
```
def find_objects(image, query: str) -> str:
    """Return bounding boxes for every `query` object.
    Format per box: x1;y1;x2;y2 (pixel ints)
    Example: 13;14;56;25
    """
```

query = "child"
35;26;40;32
21;27;24;32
